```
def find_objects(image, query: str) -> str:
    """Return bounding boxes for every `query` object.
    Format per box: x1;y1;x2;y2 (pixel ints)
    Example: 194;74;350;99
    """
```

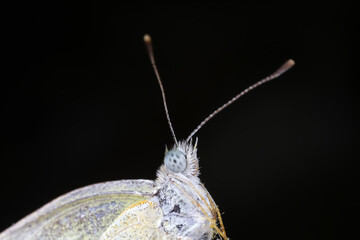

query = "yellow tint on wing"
100;200;168;240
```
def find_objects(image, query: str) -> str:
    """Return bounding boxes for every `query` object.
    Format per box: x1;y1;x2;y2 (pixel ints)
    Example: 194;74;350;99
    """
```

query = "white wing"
0;180;156;240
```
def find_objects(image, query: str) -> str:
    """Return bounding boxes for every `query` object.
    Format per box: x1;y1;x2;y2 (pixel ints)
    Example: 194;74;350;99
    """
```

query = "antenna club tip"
144;34;152;43
287;59;295;66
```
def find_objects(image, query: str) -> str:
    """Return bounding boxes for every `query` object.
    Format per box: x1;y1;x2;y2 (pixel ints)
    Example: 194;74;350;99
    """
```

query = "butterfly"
0;34;294;240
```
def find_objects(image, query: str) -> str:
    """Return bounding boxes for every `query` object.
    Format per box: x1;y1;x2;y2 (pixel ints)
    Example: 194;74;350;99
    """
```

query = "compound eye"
164;150;187;173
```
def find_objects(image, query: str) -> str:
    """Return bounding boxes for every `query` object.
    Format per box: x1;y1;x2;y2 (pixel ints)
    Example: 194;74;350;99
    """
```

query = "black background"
1;2;357;239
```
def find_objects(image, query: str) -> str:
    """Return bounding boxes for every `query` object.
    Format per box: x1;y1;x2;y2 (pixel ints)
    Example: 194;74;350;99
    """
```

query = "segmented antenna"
186;59;295;142
144;34;178;144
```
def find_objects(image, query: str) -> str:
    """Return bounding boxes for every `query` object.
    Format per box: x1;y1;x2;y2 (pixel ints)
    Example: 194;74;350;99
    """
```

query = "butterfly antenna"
144;34;178;144
186;59;295;142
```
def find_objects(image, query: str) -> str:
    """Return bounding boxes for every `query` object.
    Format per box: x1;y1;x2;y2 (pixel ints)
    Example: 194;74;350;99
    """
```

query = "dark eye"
164;150;187;173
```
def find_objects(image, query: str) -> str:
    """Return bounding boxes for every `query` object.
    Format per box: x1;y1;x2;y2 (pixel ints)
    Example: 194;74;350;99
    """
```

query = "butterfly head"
162;139;199;177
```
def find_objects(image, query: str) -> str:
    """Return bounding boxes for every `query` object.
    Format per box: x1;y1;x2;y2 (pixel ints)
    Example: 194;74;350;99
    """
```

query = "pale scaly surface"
0;180;155;240
100;200;170;240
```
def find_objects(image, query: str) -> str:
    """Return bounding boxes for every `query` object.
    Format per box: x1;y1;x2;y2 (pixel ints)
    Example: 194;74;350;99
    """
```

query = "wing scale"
0;179;156;240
